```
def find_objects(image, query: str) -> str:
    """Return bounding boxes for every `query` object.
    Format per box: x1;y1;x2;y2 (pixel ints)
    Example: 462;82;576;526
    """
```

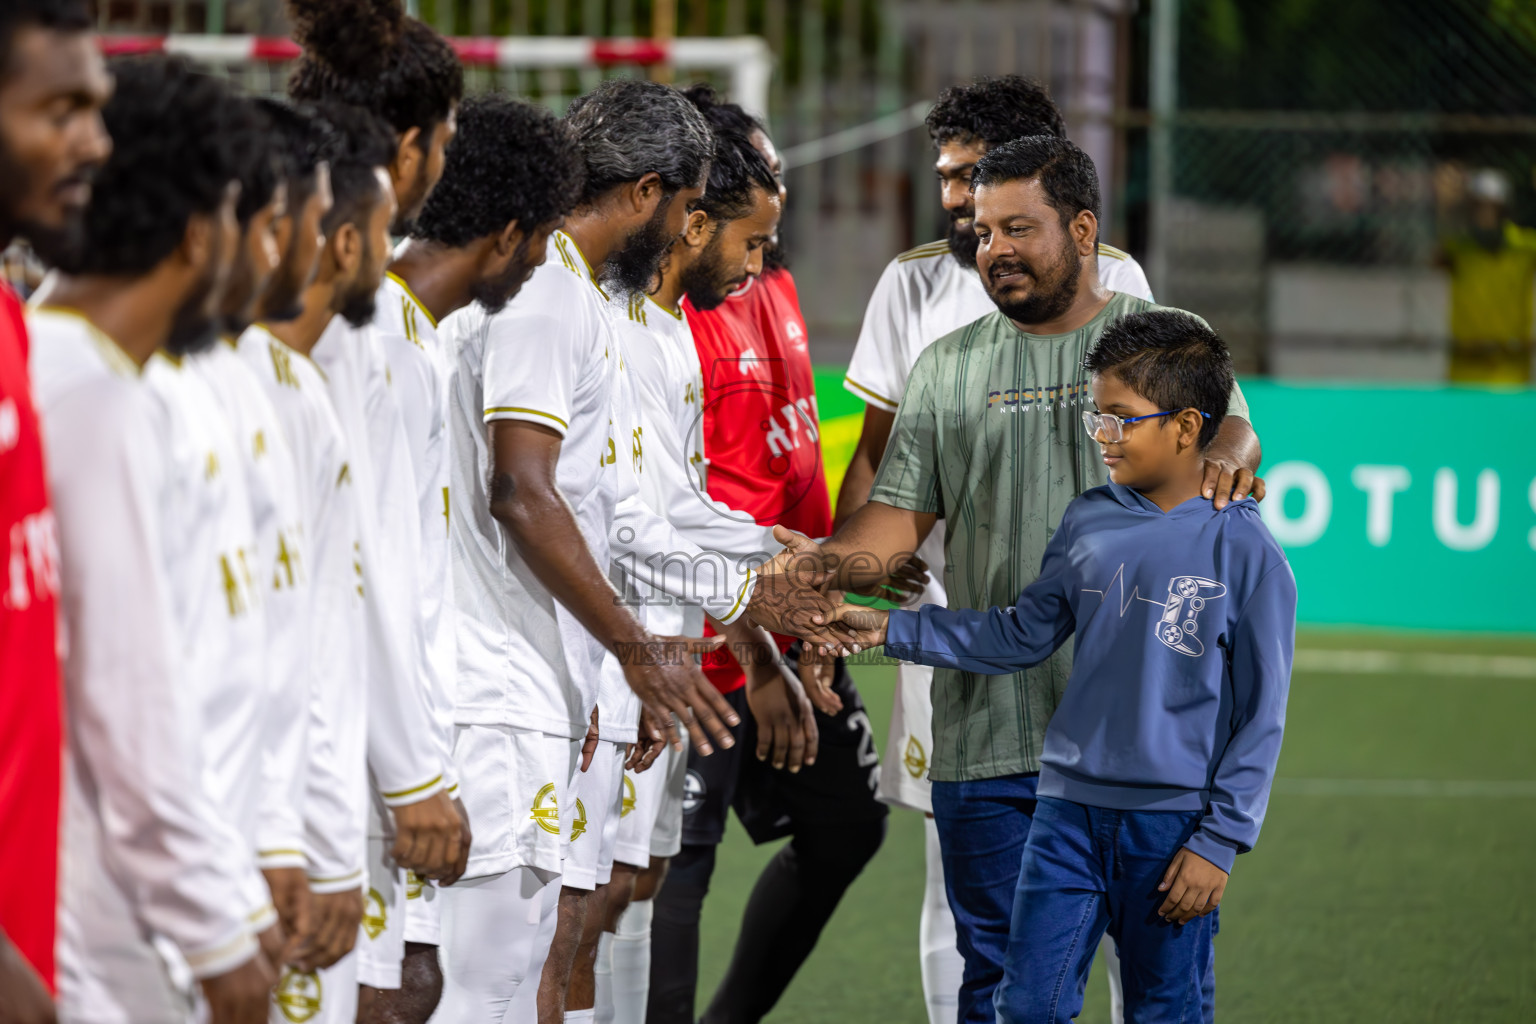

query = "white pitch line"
1273;778;1536;798
1292;648;1536;679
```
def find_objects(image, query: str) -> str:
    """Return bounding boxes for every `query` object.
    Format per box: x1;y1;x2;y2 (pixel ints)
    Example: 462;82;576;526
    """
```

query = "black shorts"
681;645;889;847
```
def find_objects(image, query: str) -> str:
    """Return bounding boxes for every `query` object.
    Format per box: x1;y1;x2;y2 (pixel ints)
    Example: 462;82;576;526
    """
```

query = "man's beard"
338;232;379;328
946;207;979;267
258;216;313;325
603;195;677;293
164;267;223;357
0;136;90;268
678;234;743;312
982;233;1082;326
469;235;537;315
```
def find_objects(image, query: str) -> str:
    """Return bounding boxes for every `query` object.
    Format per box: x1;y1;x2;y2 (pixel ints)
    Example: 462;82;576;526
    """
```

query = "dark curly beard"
982;233;1081;327
603;194;678;293
946;212;979;267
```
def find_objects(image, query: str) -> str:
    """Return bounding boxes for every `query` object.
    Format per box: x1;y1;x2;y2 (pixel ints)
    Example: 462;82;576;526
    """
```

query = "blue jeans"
995;797;1217;1024
930;773;1040;1024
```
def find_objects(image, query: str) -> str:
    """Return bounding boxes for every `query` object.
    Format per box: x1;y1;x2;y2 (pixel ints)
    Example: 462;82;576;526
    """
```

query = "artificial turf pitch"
694;629;1536;1022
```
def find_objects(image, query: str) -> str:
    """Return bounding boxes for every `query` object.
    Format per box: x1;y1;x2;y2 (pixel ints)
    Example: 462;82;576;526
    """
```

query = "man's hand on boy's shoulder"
1157;847;1229;925
1202;414;1265;510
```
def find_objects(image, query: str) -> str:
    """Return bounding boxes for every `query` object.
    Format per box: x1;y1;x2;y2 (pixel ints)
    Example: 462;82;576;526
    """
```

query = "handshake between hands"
746;525;926;669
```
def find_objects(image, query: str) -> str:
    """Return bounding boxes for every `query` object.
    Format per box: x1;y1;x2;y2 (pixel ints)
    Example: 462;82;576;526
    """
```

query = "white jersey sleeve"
373;275;457;797
1097;243;1154;302
195;344;311;871
241;328;368;891
314;317;447;806
843;249;928;414
33;313;259;978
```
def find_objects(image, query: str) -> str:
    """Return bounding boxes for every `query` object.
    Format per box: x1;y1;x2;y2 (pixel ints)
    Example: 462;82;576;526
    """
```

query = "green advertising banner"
1227;381;1533;633
813;373;1535;635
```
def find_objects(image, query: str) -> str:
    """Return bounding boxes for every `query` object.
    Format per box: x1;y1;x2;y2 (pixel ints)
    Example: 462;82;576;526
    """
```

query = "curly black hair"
1084;310;1232;448
313;100;397;235
254;97;335;191
925;75;1066;150
59;55;254;277
564;79;714;207
972;135;1101;235
681;84;777;223
231;98;283;224
0;0;89;77
286;0;462;143
411;93;583;248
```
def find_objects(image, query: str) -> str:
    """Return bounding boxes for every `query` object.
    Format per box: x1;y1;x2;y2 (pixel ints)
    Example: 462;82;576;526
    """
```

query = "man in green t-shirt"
747;136;1262;1022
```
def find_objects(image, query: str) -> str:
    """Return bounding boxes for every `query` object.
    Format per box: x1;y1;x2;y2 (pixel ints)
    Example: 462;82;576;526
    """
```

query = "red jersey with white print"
0;281;62;991
686;268;831;693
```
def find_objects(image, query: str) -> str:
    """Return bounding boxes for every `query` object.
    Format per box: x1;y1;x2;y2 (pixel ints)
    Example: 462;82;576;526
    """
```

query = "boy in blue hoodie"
818;310;1297;1023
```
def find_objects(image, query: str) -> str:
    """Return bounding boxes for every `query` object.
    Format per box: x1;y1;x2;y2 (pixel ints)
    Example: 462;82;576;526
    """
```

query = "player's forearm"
709;613;782;673
819;500;937;592
1208;415;1261;474
492;476;650;651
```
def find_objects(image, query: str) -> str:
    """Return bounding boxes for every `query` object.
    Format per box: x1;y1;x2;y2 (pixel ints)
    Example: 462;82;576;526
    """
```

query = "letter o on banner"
1261;461;1333;547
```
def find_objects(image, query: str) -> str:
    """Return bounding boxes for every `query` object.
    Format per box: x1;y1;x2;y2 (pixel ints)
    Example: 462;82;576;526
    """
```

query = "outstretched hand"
746;526;844;640
810;603;891;658
620;633;737;756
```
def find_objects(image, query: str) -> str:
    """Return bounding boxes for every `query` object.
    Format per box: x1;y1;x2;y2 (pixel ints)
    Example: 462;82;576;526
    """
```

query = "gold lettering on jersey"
220;554;245;617
442;487;450;536
336;462;351;487
252;430;267;459
531;782;561;835
630;426;643;474
903;736;927;779
684;381;696;405
599;420;617;468
274;532;298;589
353;541;364;598
621;775;636;818
275;968;322;1023
268;342;299;390
405;870;424;900
204;451;219;480
570;798;588;842
361;887;387;939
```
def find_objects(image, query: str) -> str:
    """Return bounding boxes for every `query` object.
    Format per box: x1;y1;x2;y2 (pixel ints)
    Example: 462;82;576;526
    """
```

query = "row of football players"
6;2;854;1021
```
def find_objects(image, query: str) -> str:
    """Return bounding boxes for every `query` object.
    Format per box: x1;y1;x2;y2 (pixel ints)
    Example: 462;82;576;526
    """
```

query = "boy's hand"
1157;847;1228;925
810;603;890;658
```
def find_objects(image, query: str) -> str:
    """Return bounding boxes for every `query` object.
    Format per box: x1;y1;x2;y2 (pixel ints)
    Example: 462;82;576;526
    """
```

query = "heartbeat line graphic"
1081;563;1170;616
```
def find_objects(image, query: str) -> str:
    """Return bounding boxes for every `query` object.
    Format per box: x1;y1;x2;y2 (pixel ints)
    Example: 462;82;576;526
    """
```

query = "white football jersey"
372;272;455;789
844;241;1156;612
445;230;623;740
31;307;260;988
311;315;446;804
238;325;367;892
608;290;776;640
143;349;274;929
194;340;310;871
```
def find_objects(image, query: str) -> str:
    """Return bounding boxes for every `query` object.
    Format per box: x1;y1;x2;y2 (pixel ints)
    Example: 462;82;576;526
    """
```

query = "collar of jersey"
30;303;141;378
554;230;609;301
385;271;439;329
646;294;684;321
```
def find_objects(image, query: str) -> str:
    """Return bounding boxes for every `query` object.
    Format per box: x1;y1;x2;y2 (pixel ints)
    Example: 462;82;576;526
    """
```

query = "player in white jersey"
438;80;750;1023
369;94;584;1022
285;8;468;1011
30;54;273;1024
591;110;825;1024
280;103;462;1010
835;77;1154;1024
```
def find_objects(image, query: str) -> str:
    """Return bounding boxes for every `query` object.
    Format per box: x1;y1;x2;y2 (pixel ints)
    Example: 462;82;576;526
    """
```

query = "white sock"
920;816;963;1024
593;931;616;1024
1102;935;1125;1024
609;897;654;1024
564;1011;596;1023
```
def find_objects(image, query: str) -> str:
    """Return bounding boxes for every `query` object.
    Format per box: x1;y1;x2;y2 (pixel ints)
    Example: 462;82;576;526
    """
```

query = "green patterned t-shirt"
868;292;1249;781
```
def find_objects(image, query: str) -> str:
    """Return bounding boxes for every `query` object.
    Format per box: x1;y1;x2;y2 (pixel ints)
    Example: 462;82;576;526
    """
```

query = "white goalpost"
97;34;773;117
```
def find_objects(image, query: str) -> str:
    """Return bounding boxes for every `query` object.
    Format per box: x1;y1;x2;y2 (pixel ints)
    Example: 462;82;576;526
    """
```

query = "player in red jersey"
0;3;110;1018
647;93;889;1024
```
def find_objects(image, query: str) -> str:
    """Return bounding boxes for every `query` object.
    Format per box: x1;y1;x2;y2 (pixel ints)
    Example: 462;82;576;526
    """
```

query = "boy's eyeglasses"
1081;409;1210;443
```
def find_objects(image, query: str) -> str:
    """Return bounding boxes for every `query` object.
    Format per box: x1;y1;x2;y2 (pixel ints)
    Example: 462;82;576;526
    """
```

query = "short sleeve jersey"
445;230;622;738
686;268;831;692
869;293;1249;782
0;282;61;989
